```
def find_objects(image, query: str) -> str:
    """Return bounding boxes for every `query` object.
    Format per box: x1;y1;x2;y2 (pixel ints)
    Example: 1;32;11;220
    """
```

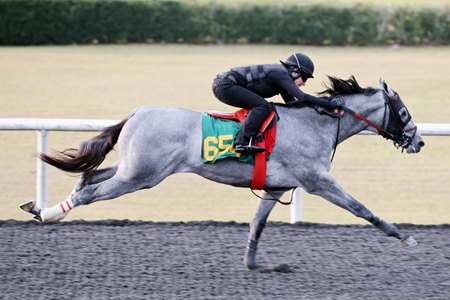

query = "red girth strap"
251;111;277;190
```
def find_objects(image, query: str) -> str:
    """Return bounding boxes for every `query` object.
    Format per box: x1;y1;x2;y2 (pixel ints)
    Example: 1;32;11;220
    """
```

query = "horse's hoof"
20;200;41;219
245;262;261;271
401;236;418;248
33;215;43;222
20;200;35;213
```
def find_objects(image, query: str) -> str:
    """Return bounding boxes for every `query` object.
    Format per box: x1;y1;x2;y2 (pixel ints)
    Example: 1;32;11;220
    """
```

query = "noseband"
380;91;417;150
332;90;417;160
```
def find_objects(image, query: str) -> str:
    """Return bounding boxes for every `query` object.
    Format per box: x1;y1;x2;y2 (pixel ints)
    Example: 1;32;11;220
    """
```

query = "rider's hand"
329;98;343;109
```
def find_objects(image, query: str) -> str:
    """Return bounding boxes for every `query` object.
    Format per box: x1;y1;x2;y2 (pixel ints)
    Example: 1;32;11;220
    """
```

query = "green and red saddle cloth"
201;108;277;190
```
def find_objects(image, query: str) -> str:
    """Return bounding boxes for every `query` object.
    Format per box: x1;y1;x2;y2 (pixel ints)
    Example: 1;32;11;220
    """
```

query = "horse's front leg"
244;190;284;270
304;173;418;247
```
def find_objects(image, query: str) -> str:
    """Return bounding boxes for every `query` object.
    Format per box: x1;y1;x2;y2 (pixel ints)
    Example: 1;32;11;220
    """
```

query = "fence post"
290;187;303;224
36;130;48;209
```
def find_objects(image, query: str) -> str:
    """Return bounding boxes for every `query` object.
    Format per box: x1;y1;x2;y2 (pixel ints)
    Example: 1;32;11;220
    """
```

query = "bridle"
331;90;418;161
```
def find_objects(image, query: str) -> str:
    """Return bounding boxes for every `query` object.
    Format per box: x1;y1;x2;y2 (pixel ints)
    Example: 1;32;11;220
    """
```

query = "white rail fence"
1;118;450;223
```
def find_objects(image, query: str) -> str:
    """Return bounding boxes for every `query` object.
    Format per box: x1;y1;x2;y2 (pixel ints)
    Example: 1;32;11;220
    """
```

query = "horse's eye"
398;107;409;123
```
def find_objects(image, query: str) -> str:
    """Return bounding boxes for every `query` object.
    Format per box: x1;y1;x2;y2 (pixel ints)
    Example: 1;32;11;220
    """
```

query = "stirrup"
235;137;266;154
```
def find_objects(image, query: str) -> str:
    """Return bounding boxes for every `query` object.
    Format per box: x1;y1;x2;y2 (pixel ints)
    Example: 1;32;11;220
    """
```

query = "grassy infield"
200;0;450;6
1;1;449;224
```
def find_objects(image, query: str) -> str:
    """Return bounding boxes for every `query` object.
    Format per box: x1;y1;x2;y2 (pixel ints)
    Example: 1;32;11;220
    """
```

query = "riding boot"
235;107;270;153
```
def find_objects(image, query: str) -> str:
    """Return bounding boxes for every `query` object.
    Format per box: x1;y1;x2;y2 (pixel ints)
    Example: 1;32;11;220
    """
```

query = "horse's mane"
318;75;379;97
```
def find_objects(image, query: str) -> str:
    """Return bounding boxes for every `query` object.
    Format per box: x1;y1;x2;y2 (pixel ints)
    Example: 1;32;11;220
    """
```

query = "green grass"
195;0;450;6
1;45;449;224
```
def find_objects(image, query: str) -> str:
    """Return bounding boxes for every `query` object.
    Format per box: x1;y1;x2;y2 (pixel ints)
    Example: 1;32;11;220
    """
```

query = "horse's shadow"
254;263;295;273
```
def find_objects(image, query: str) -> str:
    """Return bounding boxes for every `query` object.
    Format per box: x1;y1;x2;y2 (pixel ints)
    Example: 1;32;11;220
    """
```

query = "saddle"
206;108;278;190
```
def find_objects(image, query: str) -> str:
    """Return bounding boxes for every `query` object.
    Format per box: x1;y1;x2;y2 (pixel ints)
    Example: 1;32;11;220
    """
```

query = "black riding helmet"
280;53;315;82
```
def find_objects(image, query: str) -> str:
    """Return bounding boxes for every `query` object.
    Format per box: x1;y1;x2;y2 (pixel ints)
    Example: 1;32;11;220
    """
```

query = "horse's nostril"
418;141;425;148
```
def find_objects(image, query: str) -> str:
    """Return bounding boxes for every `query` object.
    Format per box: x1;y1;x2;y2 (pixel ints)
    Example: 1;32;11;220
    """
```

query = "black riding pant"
212;76;272;144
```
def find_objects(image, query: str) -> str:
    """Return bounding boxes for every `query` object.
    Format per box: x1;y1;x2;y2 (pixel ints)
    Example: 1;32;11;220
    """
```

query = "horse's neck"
277;105;338;150
275;91;385;148
338;92;386;144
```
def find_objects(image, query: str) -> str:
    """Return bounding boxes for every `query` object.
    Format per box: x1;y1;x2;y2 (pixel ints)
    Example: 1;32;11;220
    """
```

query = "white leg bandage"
40;191;75;222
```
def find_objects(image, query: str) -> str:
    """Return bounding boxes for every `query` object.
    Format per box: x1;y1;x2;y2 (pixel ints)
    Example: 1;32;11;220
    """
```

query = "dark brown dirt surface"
0;220;449;300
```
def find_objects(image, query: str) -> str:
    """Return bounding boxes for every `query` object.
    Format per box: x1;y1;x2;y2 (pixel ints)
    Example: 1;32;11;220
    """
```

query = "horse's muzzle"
407;139;425;154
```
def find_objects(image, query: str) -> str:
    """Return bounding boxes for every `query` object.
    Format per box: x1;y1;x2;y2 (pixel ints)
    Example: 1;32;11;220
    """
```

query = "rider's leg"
234;105;271;153
213;80;272;153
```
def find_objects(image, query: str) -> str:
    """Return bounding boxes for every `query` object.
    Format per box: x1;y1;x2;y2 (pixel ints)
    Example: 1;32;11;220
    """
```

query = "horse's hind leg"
80;165;118;186
72;174;150;206
32;141;180;221
50;163;172;220
244;190;284;270
23;165;120;222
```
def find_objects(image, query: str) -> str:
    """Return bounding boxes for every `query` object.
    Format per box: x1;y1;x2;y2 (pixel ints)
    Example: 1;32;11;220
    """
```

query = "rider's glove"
329;98;343;109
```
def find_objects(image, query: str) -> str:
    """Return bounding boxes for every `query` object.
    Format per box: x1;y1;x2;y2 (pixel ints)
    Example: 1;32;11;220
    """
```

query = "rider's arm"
279;90;296;103
267;70;336;109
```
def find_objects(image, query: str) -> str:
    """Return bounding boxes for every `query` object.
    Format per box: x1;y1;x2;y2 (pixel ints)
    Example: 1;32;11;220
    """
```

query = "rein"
340;106;386;134
330;95;390;162
251;189;295;205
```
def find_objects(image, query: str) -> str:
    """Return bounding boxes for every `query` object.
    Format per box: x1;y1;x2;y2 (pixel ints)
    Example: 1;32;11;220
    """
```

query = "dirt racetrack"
1;220;448;300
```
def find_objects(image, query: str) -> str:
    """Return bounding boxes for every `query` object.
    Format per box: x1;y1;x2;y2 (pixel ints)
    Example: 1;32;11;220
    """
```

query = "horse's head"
320;76;425;154
378;78;425;153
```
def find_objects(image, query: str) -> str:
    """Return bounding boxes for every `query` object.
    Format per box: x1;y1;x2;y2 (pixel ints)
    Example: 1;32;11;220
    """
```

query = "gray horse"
21;77;424;270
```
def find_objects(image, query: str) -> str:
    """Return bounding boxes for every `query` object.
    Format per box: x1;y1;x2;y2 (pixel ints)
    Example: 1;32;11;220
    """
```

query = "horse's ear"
379;78;396;98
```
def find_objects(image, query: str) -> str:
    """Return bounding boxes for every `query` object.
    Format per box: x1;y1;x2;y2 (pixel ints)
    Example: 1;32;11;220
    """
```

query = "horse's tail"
39;118;129;177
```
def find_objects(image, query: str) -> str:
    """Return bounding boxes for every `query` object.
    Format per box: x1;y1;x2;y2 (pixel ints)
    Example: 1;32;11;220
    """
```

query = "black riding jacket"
228;64;332;108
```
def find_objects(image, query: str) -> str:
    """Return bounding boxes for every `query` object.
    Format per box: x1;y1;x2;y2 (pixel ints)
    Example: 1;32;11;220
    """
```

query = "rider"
212;52;343;153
